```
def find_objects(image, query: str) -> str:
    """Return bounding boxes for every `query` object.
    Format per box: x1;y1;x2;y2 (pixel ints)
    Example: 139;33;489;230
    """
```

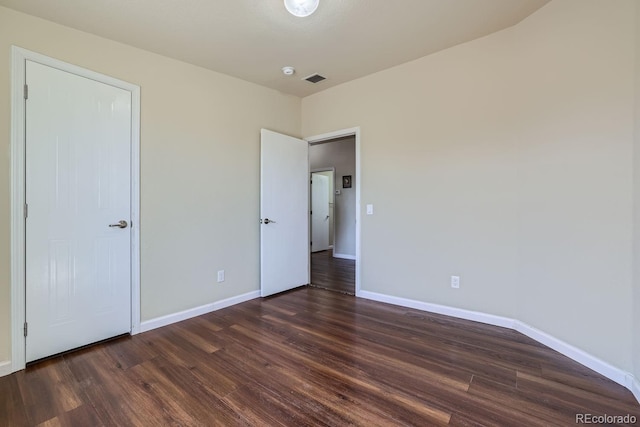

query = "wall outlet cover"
451;276;460;289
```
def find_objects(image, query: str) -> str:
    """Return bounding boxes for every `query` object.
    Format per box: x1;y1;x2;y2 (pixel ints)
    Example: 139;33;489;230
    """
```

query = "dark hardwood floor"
310;249;355;294
1;287;639;426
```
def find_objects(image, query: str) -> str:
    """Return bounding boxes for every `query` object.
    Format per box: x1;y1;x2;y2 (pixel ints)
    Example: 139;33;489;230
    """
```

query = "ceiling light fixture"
282;66;296;76
284;0;319;17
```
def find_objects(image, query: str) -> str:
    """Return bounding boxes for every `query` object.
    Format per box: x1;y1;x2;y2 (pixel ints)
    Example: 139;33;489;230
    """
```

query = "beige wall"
514;0;635;372
634;0;640;386
0;7;301;364
302;0;636;373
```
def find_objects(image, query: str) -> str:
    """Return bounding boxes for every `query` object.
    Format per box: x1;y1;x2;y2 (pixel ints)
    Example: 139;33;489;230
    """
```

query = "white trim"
358;290;515;329
0;361;12;377
130;78;141;336
10;46;141;372
140;291;260;333
10;47;26;374
358;290;639;404
513;321;629;387
305;127;361;295
631;375;640;404
333;253;356;261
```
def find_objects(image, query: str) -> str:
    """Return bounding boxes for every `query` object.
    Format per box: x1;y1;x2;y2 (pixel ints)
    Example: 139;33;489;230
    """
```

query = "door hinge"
23;322;28;337
24;84;28;100
24;203;28;219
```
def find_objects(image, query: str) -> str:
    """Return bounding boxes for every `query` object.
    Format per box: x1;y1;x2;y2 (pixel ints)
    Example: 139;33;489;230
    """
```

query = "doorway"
311;170;333;253
308;134;358;295
259;128;360;298
10;47;141;371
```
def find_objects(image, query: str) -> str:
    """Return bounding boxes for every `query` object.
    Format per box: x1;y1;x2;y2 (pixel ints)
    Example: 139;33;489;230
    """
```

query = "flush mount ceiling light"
284;0;319;17
282;66;295;76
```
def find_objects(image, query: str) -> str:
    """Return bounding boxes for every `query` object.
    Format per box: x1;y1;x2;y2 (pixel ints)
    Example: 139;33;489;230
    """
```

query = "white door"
25;60;132;362
311;173;330;252
260;129;309;297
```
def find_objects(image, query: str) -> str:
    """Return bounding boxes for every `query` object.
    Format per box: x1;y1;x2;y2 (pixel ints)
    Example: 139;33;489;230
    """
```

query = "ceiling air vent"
304;73;326;83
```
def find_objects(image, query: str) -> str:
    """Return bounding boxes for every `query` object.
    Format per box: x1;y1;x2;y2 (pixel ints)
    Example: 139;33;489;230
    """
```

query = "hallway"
310;250;355;295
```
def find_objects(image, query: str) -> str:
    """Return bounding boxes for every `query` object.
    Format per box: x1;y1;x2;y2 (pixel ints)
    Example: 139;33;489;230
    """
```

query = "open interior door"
311;173;330;252
260;129;309;297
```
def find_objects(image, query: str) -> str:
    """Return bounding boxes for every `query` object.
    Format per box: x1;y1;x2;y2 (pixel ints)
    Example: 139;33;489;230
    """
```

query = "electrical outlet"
217;270;225;283
451;276;460;289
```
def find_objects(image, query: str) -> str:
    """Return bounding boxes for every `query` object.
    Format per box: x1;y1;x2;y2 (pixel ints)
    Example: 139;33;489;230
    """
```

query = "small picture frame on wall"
342;175;352;189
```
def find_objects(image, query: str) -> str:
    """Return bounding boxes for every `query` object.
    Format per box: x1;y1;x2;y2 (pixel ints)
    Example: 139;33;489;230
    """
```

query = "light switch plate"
366;204;373;215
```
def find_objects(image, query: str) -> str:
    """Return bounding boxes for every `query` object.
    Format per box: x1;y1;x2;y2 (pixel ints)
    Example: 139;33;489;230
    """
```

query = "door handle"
109;220;128;229
261;218;276;224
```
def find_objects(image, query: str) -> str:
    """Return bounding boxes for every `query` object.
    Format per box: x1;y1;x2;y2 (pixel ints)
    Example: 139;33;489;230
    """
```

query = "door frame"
10;46;141;372
305;127;361;295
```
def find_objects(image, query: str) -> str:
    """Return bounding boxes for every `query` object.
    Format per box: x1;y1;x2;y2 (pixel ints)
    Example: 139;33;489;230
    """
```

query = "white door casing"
11;47;141;371
25;60;132;362
260;129;309;297
311;173;330;252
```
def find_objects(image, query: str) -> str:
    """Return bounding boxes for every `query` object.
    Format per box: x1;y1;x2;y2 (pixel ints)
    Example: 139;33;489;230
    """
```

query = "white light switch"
217;270;225;283
366;204;374;215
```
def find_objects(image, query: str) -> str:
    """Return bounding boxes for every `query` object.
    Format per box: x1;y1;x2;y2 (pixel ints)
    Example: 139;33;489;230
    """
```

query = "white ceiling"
0;0;550;97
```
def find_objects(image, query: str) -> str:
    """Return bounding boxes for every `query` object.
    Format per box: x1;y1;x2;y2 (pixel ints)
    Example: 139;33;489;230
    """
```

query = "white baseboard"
513;321;628;387
358;290;515;329
631;375;640;404
333;253;356;260
139;290;260;333
358;290;639;404
0;360;12;377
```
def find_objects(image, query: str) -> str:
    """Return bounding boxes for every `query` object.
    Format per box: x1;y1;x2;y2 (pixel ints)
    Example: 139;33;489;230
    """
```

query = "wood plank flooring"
1;287;639;426
310;249;355;294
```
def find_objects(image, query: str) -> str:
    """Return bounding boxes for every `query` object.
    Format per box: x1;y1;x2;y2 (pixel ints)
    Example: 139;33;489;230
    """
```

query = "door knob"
262;218;276;224
109;220;128;229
